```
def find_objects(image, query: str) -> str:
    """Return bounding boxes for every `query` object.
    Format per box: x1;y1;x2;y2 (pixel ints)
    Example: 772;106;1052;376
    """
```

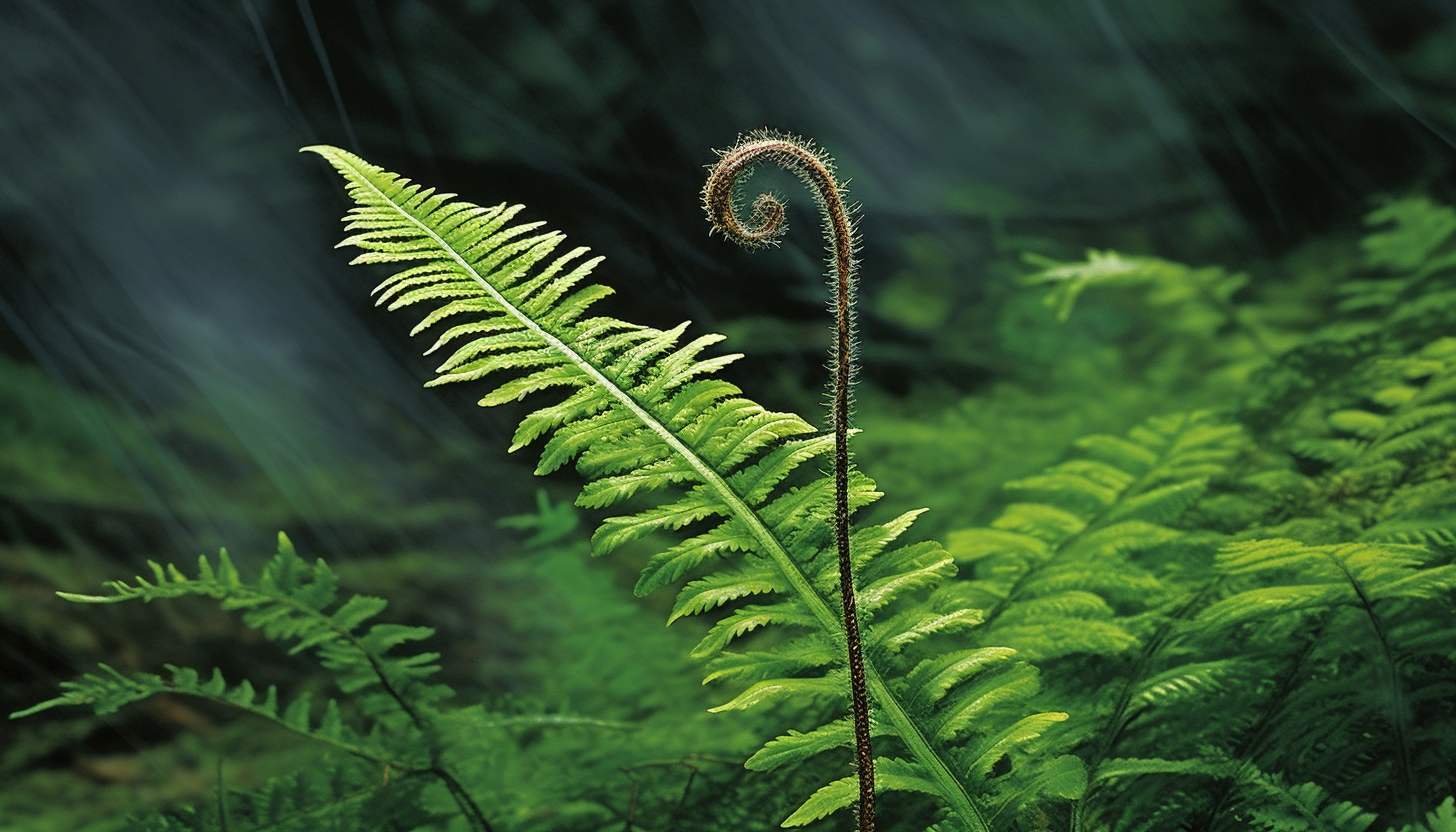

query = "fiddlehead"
703;131;872;832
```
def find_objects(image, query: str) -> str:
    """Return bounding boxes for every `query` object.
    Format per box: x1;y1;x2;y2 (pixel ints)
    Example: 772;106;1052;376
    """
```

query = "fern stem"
703;131;872;832
216;758;230;832
437;771;495;832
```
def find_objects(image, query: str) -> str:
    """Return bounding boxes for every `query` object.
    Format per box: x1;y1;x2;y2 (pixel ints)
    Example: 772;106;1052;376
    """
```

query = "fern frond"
1021;250;1208;322
130;755;443;832
13;534;509;832
1127;659;1243;710
947;411;1245;662
55;533;449;718
1200;539;1456;628
1394;796;1456;832
1327;199;1456;350
308;145;1079;831
14;663;405;767
1236;770;1379;832
1291;340;1456;479
1191;535;1456;826
783;757;942;827
1360;198;1456;273
1020;248;1271;360
746;718;857;771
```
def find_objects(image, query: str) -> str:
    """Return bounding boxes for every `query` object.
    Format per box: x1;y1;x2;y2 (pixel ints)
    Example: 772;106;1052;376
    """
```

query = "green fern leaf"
1361;197;1456;272
9;663;166;719
783;757;943;827
746;718;855;771
708;674;845;713
989;754;1088;826
701;637;838;685
949;411;1242;664
963;712;1070;778
308;144;1076;831
1129;660;1242;709
1094;756;1229;781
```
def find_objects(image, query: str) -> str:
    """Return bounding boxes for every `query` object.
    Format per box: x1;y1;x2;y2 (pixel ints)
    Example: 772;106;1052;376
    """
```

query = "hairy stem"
703;132;872;832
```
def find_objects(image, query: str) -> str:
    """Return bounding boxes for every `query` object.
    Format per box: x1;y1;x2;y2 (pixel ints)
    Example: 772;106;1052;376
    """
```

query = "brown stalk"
702;131;873;832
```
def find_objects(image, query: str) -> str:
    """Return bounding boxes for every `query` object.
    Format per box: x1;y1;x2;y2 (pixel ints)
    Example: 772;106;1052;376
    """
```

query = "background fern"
11;533;635;831
129;757;441;832
997;199;1456;832
945;410;1244;665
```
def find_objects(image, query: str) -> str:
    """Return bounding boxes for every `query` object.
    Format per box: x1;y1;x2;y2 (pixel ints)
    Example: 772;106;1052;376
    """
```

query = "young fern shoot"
703;131;873;832
302;143;1078;832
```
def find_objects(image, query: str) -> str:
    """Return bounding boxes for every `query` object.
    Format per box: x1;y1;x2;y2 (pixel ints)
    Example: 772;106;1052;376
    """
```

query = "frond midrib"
328;150;985;830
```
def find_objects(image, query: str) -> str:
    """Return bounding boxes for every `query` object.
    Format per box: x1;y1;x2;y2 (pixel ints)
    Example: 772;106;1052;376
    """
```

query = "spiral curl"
703;131;873;832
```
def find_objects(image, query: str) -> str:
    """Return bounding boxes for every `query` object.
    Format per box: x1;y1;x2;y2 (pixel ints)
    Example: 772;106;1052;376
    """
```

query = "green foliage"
1030;198;1456;832
1022;250;1245;329
10;534;622;831
1290;337;1456;471
1021;249;1274;367
18;158;1456;832
16;535;449;738
1391;797;1456;832
1336;198;1456;334
946;410;1245;664
1189;538;1456;827
1231;773;1379;832
307;144;1083;831
131;757;438;832
300;148;1456;831
1246;197;1456;435
487;491;774;830
1008;246;1279;424
1201;538;1456;625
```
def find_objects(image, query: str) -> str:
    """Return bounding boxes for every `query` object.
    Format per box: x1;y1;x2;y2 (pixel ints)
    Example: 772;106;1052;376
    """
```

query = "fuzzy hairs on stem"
703;130;873;832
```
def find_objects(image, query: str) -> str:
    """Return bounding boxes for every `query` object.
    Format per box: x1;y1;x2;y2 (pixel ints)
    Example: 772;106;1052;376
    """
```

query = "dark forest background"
1;2;1453;829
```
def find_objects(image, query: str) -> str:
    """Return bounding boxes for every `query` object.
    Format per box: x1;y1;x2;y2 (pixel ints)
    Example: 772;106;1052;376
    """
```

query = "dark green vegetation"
10;146;1456;831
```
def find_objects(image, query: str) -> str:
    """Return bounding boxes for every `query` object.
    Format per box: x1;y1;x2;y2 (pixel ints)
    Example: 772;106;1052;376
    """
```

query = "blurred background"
1;0;1453;828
